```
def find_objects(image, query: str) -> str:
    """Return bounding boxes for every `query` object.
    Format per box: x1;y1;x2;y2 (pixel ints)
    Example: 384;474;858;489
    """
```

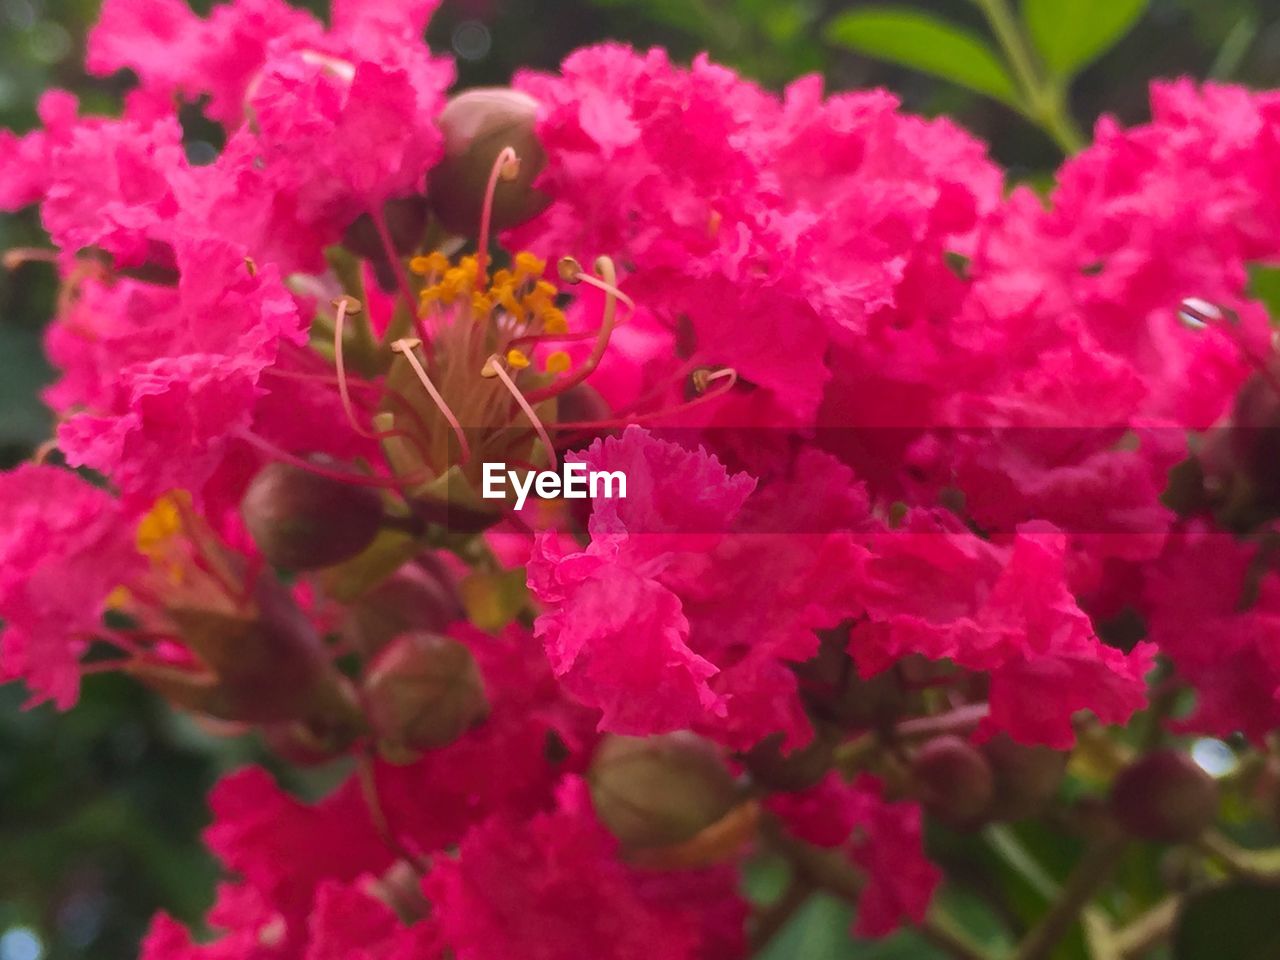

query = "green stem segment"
1013;830;1129;960
972;0;1086;154
762;816;996;960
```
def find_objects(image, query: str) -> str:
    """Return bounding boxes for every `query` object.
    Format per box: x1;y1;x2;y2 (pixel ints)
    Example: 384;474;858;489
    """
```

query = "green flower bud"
341;197;431;292
362;632;488;760
343;560;464;658
911;735;995;829
241;460;385;571
427;88;549;236
1110;749;1219;842
589;732;739;850
981;733;1068;821
129;574;362;729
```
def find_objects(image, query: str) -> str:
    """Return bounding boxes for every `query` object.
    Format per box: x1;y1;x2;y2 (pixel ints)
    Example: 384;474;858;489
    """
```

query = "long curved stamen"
327;299;441;470
476;147;520;289
333;296;379;440
2;247;58;270
171;493;243;601
392;338;472;465
483;353;558;471
526;256;623;404
234;428;427;489
558;255;637;315
1178;297;1280;396
551;367;738;435
370;204;432;355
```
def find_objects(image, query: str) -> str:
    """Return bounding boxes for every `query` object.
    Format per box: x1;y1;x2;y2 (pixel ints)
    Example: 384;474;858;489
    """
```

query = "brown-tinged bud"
589;732;739;850
261;720;353;766
427;88;549;236
341;197;430;291
744;730;836;792
1229;372;1280;497
1110;749;1219;842
911;735;995;829
981;734;1068;821
343;560;464;658
362;632;488;761
130;574;362;728
242;459;385;570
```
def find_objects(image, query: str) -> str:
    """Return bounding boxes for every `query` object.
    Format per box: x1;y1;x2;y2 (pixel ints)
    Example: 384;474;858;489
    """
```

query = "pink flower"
0;465;140;708
511;46;1000;424
1144;526;1280;742
767;774;940;938
52;235;307;507
425;777;702;960
851;516;1154;747
530;427;872;747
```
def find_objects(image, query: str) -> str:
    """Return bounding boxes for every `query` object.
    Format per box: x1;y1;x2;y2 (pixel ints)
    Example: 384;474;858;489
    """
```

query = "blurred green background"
2;1;1280;958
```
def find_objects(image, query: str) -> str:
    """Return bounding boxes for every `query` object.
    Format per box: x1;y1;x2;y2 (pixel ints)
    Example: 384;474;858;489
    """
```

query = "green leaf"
1248;262;1280;322
824;7;1021;109
1021;0;1148;79
1173;882;1280;960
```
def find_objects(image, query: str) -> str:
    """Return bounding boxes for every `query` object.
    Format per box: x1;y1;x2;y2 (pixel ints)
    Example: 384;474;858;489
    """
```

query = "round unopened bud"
343;560;463;658
241;460;384;571
1110;749;1219;842
744;730;835;792
589;732;739;850
363;632;488;760
911;735;995;829
981;734;1068;821
427;88;549;235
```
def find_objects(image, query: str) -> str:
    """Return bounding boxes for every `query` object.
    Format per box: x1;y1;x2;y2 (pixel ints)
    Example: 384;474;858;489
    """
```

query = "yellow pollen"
514;252;546;278
410;252;450;277
545;351;571;374
135;492;193;585
506;349;531;369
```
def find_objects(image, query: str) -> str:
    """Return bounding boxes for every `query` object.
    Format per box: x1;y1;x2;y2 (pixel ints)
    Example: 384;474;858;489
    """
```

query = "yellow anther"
471;291;494;318
410;252;450;276
545;351;571;374
106;585;133;610
136;492;187;555
514;251;546;278
558;257;584;284
506;349;531;369
541;309;568;334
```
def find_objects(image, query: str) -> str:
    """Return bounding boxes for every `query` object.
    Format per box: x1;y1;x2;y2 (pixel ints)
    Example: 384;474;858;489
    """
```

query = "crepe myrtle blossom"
7;0;1280;956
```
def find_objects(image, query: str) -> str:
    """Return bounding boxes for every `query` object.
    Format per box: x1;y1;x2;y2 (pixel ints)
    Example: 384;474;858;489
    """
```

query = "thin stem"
475;147;518;287
920;905;997;960
896;703;990;740
370;205;431;354
749;877;813;953
1112;896;1179;958
1012;830;1128;960
985;823;1062;903
972;0;1085;154
1196;830;1280;881
357;753;428;874
762;816;996;960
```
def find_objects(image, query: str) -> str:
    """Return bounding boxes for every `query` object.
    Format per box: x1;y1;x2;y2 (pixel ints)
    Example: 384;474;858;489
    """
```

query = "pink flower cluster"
4;0;1280;956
